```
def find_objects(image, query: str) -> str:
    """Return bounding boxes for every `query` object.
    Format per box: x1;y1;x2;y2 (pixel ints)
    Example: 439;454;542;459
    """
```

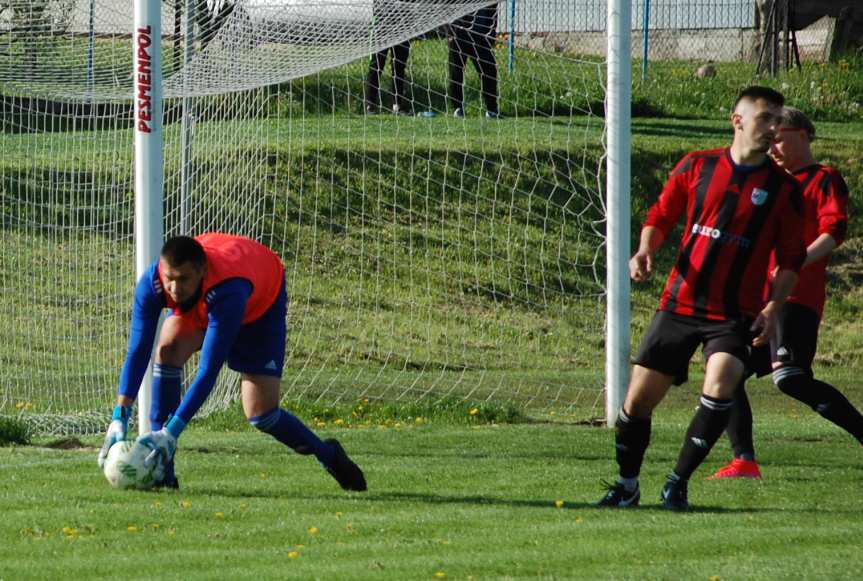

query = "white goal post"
134;0;164;434
605;0;631;426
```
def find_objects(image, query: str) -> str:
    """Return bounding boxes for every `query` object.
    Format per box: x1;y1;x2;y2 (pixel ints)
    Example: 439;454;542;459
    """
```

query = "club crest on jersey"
751;188;769;206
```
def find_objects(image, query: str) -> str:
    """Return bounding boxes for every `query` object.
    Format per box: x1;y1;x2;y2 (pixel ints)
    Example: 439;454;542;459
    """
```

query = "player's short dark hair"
779;106;816;141
160;236;206;268
733;85;785;111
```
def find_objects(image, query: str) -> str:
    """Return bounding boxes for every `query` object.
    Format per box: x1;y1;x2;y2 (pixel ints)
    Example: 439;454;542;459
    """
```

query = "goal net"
0;0;608;434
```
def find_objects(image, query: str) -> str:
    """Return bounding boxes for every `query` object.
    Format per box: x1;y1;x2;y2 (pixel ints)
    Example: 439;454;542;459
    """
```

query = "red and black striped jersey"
769;164;849;318
644;148;806;320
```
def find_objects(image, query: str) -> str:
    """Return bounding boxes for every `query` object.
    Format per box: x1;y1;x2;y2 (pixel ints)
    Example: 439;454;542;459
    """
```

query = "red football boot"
710;458;762;479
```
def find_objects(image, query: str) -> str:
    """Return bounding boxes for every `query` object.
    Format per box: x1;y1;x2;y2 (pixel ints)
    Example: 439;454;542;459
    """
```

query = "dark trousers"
447;32;498;114
365;41;411;110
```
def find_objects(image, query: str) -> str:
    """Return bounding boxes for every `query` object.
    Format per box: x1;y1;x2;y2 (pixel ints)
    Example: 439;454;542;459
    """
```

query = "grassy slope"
2;114;862;417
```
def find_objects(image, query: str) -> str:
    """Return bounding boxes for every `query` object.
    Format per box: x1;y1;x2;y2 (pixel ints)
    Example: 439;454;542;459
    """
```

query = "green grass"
1;378;861;579
631;55;863;122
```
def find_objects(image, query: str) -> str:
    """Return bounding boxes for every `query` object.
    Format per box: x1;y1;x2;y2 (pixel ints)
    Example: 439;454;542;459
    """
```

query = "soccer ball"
103;440;163;490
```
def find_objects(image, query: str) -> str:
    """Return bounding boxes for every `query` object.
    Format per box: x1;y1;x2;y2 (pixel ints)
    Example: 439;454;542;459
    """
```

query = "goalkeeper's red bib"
159;233;285;329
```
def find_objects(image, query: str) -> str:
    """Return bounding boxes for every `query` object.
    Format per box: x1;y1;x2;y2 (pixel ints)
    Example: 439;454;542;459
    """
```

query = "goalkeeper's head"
160;236;207;305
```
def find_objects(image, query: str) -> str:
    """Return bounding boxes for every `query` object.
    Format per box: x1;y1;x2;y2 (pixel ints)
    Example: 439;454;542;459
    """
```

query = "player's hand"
751;302;779;347
137;429;178;469
629;251;654;282
97;405;131;468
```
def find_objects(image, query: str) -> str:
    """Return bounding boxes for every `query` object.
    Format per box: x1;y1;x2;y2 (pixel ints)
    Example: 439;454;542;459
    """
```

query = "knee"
248;407;280;433
623;397;655;420
773;367;817;407
772;366;807;396
154;341;186;367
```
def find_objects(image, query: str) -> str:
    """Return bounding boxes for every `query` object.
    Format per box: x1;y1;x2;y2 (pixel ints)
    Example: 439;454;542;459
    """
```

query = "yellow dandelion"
62;527;77;536
214;512;225;519
295;544;305;549
239;502;248;509
363;398;369;404
25;403;33;410
554;500;565;509
150;523;161;530
15;401;25;409
575;517;584;524
415;417;424;424
308;526;319;535
346;522;354;531
335;512;343;519
334;419;344;426
180;500;192;509
288;551;300;559
260;472;268;480
434;571;446;579
708;576;721;581
127;526;138;533
469;408;479;416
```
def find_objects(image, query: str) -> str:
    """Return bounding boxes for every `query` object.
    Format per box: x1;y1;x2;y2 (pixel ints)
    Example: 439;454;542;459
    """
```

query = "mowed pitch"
2;381;861;580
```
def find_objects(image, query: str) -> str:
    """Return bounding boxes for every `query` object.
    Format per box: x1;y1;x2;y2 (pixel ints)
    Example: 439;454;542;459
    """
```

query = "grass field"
1;377;862;580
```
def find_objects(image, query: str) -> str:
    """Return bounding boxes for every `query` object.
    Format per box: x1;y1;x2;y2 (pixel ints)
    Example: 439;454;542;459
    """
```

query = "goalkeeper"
97;233;367;491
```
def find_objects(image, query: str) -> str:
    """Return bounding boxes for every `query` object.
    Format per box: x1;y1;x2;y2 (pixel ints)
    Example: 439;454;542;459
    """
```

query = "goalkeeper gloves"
97;404;132;468
137;416;186;468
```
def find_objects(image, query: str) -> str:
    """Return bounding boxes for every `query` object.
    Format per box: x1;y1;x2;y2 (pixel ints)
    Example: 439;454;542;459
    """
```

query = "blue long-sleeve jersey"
117;262;252;425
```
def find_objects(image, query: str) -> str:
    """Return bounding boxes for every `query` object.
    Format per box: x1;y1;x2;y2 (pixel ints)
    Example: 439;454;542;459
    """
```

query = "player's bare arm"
801;233;838;268
752;268;798;346
630;226;665;282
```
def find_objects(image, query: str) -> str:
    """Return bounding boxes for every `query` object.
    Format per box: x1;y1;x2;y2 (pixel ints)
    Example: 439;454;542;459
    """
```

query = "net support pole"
605;0;631;427
641;0;650;80
87;0;95;93
508;0;516;74
134;0;164;434
180;0;196;235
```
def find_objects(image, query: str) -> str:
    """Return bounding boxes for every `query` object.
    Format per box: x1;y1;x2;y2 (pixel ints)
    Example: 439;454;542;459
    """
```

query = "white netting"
1;0;608;434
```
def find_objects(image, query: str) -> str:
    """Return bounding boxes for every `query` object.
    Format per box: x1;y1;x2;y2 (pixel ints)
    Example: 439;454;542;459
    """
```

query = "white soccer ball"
103;440;163;490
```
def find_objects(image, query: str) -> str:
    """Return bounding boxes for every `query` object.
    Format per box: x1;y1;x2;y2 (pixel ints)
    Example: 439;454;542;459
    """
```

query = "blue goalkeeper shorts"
227;278;287;377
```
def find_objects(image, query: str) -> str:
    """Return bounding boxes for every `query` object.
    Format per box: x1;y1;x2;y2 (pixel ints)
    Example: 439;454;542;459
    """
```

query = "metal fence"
500;0;755;33
502;0;837;63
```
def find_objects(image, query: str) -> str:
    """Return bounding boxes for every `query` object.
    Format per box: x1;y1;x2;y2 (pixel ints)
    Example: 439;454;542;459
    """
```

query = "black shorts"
632;310;753;385
748;302;820;377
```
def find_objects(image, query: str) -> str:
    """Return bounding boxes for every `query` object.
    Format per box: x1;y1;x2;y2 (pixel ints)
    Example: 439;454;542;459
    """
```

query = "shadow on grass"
182;486;862;516
632;122;731;139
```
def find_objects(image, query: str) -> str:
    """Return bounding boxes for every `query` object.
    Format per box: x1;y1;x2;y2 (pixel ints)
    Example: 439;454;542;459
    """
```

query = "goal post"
134;0;164;434
605;0;632;427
